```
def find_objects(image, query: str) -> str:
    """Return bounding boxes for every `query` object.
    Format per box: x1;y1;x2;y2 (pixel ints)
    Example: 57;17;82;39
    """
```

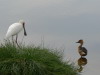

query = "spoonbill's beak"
23;24;27;36
24;28;27;36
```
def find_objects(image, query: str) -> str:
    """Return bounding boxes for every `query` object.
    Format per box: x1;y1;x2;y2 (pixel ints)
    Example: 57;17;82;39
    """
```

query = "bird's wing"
82;47;88;53
6;23;23;39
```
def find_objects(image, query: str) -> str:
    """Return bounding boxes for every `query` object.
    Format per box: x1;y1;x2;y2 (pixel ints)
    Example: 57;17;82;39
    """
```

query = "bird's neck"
80;43;83;47
78;43;83;49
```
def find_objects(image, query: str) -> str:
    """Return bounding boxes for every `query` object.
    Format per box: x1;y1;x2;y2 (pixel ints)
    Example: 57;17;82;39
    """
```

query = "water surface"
64;45;100;75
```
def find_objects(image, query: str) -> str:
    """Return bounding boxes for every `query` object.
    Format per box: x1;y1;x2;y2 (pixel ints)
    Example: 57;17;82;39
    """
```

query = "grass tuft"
0;42;78;75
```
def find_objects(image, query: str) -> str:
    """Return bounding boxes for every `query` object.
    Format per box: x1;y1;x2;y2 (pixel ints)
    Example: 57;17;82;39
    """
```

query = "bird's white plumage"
6;22;23;39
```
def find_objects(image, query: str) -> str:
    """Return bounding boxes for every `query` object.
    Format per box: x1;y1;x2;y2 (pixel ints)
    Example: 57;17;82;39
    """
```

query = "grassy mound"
0;42;78;75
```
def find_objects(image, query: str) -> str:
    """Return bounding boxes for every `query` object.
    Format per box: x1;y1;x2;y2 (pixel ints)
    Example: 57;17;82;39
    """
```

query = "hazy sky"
0;0;100;75
0;0;100;49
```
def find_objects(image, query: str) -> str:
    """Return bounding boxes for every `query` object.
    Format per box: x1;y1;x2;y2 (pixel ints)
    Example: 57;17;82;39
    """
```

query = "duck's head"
76;39;84;44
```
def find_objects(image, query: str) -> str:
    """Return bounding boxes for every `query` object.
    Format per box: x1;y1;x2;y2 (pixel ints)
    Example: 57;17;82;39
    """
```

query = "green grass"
0;42;78;75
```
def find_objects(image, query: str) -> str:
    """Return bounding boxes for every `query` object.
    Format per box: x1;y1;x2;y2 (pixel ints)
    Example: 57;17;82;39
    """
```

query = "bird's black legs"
12;36;14;46
16;34;18;44
16;34;20;48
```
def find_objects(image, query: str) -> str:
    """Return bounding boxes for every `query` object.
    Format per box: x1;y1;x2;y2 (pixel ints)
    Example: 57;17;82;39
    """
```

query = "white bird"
5;20;27;46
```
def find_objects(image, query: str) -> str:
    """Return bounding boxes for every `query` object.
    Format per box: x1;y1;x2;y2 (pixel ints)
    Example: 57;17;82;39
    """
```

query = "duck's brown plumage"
76;40;87;57
77;57;87;72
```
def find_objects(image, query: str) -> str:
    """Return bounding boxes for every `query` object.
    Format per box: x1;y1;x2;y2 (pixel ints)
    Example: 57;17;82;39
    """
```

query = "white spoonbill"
5;20;27;46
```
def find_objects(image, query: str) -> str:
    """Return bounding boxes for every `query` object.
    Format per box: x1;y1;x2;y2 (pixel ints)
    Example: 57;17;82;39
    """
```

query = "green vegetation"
0;42;78;75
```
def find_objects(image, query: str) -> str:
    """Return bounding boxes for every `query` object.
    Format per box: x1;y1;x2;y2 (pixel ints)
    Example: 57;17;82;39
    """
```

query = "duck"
76;39;87;57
